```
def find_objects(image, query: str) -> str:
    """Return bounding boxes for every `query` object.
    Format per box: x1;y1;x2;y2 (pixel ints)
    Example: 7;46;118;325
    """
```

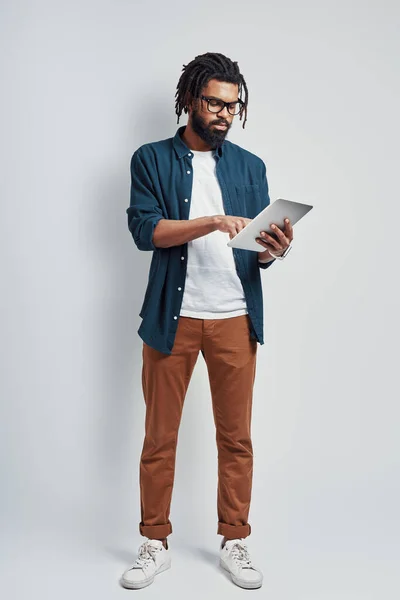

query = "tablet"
227;198;313;252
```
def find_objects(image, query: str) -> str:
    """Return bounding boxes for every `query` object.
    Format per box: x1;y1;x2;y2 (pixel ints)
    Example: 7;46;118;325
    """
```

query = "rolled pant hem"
139;521;172;539
217;522;251;539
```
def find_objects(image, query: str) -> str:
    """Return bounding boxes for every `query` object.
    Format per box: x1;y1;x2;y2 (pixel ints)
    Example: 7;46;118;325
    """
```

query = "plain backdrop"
1;0;399;598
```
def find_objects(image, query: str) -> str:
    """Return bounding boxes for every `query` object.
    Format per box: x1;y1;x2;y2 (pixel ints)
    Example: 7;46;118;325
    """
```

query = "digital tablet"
227;198;313;252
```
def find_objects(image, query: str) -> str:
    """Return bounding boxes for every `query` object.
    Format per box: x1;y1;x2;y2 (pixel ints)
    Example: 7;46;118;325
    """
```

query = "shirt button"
174;316;178;320
184;198;189;202
187;170;191;174
181;256;185;260
188;153;192;157
178;287;182;291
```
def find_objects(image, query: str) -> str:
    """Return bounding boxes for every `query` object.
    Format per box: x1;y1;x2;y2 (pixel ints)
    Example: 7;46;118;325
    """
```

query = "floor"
1;519;397;600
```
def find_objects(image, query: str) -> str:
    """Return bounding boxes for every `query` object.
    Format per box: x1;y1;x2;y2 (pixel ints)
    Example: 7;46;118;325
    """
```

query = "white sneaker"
220;538;263;589
120;539;171;589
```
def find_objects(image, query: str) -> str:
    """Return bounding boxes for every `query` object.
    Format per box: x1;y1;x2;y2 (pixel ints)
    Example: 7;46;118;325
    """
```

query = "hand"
256;218;293;256
214;215;252;239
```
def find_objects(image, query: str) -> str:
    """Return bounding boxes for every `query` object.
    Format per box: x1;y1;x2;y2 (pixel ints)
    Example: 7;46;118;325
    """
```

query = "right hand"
214;215;252;239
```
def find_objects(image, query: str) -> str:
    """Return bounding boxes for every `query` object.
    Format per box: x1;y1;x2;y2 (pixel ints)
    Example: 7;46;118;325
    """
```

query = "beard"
190;109;230;148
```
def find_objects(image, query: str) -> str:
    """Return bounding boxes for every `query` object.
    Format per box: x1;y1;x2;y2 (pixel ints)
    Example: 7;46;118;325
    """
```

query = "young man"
121;52;293;590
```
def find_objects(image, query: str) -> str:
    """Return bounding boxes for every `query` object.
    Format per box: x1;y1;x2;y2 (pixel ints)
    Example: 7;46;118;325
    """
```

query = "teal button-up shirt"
127;125;276;355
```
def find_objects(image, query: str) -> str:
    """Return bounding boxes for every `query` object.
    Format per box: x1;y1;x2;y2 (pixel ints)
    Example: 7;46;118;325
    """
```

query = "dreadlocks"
175;52;249;129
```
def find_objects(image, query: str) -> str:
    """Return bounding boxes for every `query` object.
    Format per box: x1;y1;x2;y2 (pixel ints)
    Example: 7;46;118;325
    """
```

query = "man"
121;52;293;590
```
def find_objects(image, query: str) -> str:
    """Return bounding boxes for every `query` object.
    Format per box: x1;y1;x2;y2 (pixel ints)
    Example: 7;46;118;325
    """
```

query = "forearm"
153;216;220;248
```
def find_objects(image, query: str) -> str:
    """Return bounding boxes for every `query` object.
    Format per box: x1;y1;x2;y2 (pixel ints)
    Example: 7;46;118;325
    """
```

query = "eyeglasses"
200;95;244;116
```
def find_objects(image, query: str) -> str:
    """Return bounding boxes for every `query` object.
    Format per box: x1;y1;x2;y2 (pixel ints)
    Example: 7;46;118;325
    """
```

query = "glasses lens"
228;103;242;115
205;98;243;115
207;99;224;112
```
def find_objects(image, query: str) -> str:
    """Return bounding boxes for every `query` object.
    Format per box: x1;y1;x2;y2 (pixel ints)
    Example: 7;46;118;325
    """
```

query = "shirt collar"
173;125;225;159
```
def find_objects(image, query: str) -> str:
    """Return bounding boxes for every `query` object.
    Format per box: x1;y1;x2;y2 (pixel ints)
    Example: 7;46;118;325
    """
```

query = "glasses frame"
200;95;244;116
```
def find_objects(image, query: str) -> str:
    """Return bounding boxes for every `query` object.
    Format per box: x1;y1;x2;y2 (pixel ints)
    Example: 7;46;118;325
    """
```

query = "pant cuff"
139;521;172;539
217;522;251;539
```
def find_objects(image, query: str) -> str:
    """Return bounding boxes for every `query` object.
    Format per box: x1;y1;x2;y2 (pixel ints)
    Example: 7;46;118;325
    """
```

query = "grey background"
1;0;399;598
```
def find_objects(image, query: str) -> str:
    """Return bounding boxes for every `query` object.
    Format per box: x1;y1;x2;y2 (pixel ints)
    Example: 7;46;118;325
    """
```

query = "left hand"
256;218;293;256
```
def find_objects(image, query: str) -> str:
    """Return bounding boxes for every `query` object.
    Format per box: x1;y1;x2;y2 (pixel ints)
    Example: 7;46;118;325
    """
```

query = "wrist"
211;215;222;230
258;251;275;263
269;249;284;257
258;248;275;260
269;243;293;260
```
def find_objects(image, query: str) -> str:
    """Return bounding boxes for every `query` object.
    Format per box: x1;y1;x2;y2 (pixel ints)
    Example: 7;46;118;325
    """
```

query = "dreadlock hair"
175;52;249;129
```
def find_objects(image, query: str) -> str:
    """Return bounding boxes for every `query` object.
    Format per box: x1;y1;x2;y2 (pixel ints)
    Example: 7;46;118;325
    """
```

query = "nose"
216;105;230;119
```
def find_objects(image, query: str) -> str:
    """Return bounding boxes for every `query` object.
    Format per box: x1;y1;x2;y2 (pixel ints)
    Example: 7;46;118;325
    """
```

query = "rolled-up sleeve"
258;159;276;270
126;149;164;251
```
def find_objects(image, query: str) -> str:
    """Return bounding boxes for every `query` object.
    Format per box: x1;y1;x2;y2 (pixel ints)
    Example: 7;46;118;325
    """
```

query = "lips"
214;124;228;129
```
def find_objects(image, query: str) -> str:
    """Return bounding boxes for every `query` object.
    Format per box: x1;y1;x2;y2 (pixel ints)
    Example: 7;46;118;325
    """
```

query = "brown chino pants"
139;314;257;540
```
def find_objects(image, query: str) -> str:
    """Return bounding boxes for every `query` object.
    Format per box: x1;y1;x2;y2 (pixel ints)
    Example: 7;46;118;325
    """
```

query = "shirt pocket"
233;184;261;218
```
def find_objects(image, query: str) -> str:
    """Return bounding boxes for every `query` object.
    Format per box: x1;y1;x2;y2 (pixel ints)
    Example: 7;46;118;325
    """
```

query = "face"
188;79;241;148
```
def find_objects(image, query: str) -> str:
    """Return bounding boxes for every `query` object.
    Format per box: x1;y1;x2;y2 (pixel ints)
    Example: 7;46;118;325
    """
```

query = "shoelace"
229;540;253;569
132;541;161;569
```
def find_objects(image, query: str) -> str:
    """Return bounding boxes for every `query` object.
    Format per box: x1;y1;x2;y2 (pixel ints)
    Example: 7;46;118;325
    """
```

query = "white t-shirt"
179;148;248;319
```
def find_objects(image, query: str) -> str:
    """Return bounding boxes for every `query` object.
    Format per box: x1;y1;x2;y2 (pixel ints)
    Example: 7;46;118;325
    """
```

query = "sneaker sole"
219;558;263;589
120;560;171;589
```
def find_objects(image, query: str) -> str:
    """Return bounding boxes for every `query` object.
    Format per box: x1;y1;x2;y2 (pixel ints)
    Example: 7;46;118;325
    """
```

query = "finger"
256;238;276;252
256;238;271;248
229;226;238;238
283;218;293;240
260;232;281;250
270;223;289;244
257;237;280;252
272;228;290;246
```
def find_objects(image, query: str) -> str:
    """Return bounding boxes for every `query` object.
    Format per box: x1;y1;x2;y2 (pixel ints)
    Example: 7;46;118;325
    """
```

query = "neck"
180;122;214;152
